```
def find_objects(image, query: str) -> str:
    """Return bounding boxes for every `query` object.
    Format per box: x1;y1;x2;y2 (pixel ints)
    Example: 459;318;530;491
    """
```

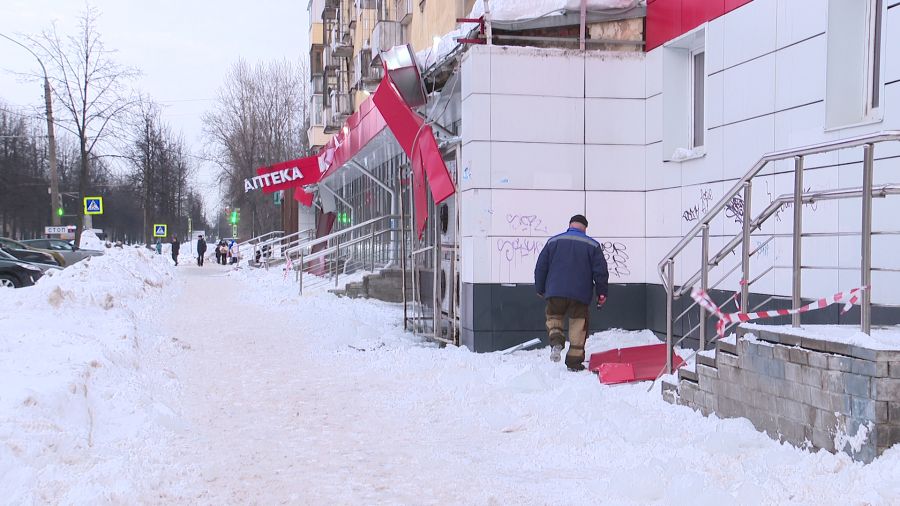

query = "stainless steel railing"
658;130;900;373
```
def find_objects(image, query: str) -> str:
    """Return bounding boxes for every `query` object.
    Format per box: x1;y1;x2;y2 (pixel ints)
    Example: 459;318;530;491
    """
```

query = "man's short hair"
569;214;588;227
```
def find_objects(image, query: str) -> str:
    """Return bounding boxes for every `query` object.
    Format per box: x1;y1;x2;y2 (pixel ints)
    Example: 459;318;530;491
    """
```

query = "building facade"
300;0;900;353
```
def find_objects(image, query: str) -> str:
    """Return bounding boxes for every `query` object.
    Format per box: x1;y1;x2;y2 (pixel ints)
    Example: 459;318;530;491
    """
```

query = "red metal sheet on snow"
588;344;686;384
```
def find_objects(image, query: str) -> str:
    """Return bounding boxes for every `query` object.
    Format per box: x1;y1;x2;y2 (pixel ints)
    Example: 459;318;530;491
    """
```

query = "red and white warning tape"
691;285;868;337
283;254;294;280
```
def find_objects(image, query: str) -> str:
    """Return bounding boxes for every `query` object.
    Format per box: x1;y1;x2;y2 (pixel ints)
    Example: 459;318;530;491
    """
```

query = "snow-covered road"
4;253;900;504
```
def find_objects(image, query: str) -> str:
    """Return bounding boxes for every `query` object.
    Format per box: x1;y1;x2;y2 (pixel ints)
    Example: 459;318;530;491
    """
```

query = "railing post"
399;168;408;331
298;251;304;295
861;143;874;334
700;224;710;351
335;240;341;289
792;155;804;327
741;181;752;310
666;258;675;374
370;225;376;272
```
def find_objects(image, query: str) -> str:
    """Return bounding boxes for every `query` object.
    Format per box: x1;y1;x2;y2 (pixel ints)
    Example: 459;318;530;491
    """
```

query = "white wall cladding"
459;1;900;303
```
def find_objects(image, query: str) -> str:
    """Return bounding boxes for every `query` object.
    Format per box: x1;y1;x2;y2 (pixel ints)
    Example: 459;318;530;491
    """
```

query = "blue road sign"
84;197;103;215
153;224;168;238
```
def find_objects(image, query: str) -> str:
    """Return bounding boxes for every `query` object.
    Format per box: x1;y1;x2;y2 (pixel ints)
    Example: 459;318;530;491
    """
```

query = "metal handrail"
674;184;900;299
282;215;398;258
237;230;283;249
658;130;900;373
658;130;900;288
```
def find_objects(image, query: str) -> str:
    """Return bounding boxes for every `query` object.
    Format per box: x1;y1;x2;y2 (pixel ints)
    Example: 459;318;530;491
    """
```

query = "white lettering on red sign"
243;167;304;193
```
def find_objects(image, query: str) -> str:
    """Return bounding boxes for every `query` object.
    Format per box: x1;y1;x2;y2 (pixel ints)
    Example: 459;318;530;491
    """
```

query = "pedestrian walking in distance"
171;236;180;266
155;239;162;255
534;214;609;371
197;235;207;267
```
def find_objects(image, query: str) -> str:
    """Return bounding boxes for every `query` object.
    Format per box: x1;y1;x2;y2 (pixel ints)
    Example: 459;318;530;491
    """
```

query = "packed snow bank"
200;266;900;504
77;229;107;251
0;248;182;503
469;0;640;21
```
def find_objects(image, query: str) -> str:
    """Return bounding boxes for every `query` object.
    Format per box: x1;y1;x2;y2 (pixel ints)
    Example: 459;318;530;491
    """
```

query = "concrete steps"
327;268;414;303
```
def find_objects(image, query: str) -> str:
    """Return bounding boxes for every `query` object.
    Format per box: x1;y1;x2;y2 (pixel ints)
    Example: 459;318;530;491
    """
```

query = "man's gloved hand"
597;294;607;308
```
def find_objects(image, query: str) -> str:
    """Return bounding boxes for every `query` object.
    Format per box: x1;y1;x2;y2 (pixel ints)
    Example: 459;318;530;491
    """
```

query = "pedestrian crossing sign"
84;197;103;215
153;224;168;238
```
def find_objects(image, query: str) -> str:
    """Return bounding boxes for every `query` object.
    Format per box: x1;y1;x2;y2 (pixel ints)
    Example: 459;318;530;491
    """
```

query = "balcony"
371;20;402;59
323;47;339;74
352;51;383;91
312;74;325;95
396;0;413;25
331;28;354;58
356;0;377;8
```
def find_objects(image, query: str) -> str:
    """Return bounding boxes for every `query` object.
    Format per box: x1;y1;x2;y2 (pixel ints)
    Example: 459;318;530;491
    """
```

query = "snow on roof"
468;0;641;21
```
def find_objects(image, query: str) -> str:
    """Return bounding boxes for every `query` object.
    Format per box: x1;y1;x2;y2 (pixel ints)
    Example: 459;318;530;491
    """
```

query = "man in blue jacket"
534;215;609;371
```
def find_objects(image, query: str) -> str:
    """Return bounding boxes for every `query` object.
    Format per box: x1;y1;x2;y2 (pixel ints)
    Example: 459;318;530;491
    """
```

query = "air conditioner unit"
397;0;413;25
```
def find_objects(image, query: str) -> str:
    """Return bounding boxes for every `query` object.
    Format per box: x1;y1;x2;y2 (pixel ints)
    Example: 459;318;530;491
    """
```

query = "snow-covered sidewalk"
4;260;900;504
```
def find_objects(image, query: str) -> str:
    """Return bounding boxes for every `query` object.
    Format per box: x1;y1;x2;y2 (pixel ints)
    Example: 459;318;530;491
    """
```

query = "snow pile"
77;229;107;251
469;0;640;21
0;248;182;503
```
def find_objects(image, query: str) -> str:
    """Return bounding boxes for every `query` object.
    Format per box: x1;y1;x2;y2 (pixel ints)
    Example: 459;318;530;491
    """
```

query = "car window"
28;240;49;249
48;240;73;251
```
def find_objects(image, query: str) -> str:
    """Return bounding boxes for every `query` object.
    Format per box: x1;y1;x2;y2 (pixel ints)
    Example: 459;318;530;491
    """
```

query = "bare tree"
33;6;138;246
203;57;309;238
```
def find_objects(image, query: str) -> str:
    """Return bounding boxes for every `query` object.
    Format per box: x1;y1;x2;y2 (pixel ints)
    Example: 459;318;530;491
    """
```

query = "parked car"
22;238;103;266
0;237;66;267
0;247;61;275
0;249;44;288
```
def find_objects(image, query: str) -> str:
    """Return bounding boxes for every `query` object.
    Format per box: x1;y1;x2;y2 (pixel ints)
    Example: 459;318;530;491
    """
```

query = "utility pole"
1;33;61;226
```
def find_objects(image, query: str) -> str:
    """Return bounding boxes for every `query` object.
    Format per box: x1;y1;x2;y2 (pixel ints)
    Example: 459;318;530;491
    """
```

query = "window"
825;0;885;128
662;27;705;161
691;49;705;148
311;94;325;126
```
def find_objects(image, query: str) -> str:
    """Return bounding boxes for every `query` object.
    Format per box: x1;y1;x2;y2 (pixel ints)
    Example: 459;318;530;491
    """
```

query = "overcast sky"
0;0;310;217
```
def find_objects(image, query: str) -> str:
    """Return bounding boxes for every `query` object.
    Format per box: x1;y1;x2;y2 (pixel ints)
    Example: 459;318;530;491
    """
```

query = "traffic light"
57;207;64;217
230;211;237;224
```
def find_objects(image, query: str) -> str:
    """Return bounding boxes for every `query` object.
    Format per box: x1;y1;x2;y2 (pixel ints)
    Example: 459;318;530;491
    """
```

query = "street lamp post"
1;33;61;227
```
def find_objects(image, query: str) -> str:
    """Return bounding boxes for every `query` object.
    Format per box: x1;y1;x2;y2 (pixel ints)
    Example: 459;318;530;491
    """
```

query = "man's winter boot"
550;345;563;363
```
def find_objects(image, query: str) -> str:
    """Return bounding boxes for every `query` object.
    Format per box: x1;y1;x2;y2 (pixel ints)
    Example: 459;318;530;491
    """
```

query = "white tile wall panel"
774;35;826;111
585;52;645;99
585;191;645;238
461;46;491;99
869;272;900;305
887;7;900;84
586;98;646;145
459;189;491;238
724;0;777;67
883;83;900;131
798;166;841;235
800;236;840;298
645;142;682;190
491;95;584;144
490;47;584;98
645;47;663;98
775;0;827;49
722;114;775;180
460;236;493;283
462;94;491;145
491;142;584;191
773;102;837;171
460;141;491;191
747;233;778;295
585;144;646;191
680;180;725;237
645;187;682;237
644;237;680;285
601;237;645;284
645;94;663;145
707;71;725;129
489;189;581;239
681;127;725;187
491;235;550;284
706;17;726;75
723;53;776;124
